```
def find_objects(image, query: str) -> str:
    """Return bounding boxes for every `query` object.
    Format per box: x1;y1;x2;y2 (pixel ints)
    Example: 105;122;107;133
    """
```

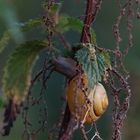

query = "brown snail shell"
67;74;108;124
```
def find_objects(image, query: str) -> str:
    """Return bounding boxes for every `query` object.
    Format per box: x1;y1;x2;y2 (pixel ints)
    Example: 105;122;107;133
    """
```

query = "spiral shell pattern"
67;74;108;124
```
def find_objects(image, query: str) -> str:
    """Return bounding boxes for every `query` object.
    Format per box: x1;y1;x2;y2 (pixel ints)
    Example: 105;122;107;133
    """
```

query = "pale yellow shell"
67;74;108;124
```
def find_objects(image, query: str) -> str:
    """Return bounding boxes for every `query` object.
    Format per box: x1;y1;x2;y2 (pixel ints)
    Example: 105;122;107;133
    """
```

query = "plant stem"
57;1;102;139
80;0;102;43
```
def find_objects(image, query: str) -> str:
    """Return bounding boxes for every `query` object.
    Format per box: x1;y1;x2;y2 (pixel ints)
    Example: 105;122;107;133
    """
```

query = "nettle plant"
0;0;139;140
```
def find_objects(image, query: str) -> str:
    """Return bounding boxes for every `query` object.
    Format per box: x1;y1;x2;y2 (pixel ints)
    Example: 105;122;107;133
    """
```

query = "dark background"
0;0;140;140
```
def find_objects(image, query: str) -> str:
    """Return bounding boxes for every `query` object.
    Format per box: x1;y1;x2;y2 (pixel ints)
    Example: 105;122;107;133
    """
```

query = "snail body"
67;74;108;124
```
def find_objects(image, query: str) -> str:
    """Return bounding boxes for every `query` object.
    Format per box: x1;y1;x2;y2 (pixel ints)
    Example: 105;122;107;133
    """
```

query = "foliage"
0;1;109;138
56;15;96;45
3;40;46;100
0;0;136;139
0;31;10;53
0;13;97;101
19;18;42;32
96;50;111;77
75;44;111;90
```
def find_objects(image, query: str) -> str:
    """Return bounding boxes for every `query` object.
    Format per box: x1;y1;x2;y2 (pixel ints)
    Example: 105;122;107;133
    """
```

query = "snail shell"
67;74;108;124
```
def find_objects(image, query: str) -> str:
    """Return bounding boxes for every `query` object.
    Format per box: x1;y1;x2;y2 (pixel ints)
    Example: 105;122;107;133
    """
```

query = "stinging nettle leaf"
99;51;111;70
43;1;61;13
55;15;96;45
55;15;70;33
90;29;97;46
3;40;46;101
55;15;83;33
50;2;62;13
67;17;83;32
15;18;42;32
56;15;83;32
75;45;111;91
75;46;101;90
0;31;10;53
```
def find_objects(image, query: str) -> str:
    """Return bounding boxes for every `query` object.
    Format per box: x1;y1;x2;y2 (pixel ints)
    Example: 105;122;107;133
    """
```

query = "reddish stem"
80;0;94;43
80;0;102;43
58;0;102;139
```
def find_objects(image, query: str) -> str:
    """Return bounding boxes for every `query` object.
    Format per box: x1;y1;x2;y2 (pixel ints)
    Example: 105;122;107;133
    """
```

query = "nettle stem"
81;0;94;43
81;0;102;43
57;1;102;140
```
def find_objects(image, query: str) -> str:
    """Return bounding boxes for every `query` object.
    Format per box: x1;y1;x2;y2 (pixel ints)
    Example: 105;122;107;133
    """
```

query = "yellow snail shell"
67;74;108;124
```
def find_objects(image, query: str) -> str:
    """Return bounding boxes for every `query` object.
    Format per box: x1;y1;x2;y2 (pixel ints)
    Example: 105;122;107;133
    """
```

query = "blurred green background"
0;0;140;140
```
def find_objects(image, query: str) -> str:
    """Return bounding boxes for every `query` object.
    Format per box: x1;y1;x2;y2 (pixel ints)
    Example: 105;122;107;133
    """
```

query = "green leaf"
75;45;101;90
50;3;62;13
3;40;46;100
0;31;10;53
15;18;42;32
43;2;61;13
55;15;70;33
56;15;83;33
56;15;97;45
67;17;83;32
75;44;111;91
90;29;97;46
96;51;111;77
21;18;42;32
0;18;42;47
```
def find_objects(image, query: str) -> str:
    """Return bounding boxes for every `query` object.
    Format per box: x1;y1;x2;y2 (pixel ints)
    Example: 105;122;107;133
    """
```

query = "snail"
67;74;108;124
